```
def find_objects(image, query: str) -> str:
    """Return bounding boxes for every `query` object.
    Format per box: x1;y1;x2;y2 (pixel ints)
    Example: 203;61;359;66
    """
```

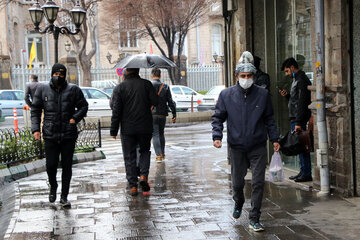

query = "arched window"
211;24;222;58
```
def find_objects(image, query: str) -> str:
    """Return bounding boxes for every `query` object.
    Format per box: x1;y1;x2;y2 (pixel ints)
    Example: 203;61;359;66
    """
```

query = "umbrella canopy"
113;53;177;69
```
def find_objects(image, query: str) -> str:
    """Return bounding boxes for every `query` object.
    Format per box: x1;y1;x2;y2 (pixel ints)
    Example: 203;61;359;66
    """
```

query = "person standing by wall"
253;56;271;91
24;74;41;108
110;68;158;196
31;63;88;208
150;68;176;163
279;57;312;182
212;56;280;232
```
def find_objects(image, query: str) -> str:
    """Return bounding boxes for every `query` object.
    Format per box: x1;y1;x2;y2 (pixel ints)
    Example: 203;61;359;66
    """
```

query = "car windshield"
88;89;109;99
206;86;224;95
13;91;24;100
182;87;195;95
171;87;183;95
0;92;15;100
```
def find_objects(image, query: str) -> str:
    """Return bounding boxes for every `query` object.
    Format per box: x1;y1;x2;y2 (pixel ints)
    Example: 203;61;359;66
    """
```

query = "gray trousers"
230;145;267;221
152;115;166;156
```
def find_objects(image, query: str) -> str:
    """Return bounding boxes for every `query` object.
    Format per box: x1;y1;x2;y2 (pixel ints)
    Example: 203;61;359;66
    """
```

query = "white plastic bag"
268;152;284;182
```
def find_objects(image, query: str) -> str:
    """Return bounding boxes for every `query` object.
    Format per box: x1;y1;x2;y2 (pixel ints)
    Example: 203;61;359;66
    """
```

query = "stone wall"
310;0;353;196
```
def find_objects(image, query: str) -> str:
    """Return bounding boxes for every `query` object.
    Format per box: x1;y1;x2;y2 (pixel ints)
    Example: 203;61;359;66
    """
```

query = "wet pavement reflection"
2;123;358;239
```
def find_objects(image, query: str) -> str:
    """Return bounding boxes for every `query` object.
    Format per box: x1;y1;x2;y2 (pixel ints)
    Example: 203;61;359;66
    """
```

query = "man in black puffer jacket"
110;68;158;196
150;68;176;163
31;63;88;208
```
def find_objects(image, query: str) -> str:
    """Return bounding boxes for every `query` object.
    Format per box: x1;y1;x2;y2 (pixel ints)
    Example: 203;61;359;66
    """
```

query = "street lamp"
29;0;86;63
106;51;126;64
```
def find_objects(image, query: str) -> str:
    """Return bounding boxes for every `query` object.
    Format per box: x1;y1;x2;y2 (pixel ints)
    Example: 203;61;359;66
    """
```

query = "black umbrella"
113;53;177;69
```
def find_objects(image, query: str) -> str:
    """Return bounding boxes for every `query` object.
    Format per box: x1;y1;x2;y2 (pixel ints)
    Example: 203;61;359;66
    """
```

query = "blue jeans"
291;122;312;176
152;115;166;156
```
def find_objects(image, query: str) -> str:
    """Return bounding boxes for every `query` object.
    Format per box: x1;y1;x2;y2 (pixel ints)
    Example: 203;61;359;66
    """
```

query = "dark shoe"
289;172;301;180
60;196;71;208
232;202;242;219
49;185;57;203
139;175;150;193
294;175;313;182
249;221;265;232
130;187;138;196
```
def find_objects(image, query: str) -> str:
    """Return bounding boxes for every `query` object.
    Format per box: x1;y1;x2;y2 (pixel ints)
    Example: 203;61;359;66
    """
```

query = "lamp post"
29;0;86;63
106;51;126;64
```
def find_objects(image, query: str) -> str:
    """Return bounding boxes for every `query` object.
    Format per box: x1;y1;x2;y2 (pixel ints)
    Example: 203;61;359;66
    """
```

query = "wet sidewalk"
2;123;360;239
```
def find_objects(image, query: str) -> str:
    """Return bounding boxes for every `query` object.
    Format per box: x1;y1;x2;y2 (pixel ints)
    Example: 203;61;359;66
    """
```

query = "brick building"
223;0;360;196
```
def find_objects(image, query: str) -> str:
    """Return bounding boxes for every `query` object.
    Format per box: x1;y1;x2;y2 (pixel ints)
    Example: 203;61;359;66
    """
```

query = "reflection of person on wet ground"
110;68;158;196
154;162;166;193
212;51;280;232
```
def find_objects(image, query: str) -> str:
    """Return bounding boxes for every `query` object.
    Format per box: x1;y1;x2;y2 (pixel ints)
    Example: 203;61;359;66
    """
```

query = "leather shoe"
289;172;301;180
49;185;57;203
294;175;313;182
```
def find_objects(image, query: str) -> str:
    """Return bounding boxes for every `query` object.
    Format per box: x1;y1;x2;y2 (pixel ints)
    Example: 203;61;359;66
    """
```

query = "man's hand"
279;89;288;97
172;117;176;123
33;131;41;141
111;135;117;139
69;118;76;124
294;125;302;132
213;140;222;148
273;142;280;152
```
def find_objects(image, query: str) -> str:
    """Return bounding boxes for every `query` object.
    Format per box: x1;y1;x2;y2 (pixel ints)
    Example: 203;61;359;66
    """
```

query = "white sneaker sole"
249;224;264;232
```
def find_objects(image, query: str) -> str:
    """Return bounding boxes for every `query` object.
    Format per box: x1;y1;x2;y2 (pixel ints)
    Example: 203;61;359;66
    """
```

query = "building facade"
224;0;359;196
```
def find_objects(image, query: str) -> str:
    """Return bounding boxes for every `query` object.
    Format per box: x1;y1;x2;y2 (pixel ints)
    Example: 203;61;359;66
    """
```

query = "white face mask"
238;77;254;89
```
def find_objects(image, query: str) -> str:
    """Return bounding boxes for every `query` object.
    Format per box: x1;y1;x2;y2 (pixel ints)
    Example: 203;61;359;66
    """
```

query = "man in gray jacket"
212;53;280;232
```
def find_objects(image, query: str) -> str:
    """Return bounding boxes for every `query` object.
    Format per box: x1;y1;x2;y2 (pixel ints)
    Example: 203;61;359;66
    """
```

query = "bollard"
23;105;31;127
13;107;19;132
191;93;194;112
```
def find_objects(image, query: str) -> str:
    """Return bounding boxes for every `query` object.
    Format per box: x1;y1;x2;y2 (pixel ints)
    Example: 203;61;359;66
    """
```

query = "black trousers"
45;139;76;197
230;145;267;222
121;133;152;188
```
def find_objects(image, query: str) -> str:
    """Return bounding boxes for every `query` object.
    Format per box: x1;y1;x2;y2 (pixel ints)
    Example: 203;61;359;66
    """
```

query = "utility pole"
315;0;330;196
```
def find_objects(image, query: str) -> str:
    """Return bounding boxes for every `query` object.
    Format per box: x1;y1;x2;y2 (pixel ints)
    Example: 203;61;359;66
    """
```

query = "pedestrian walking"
150;68;176;163
212;52;280;232
279;57;312;182
110;68;159;196
31;63;88;208
24;74;41;108
253;56;270;91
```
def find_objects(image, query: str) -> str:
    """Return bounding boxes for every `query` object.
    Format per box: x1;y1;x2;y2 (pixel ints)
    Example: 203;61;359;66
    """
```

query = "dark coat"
212;84;279;152
110;73;159;136
151;79;176;118
287;70;312;125
31;80;88;140
254;69;270;91
24;81;41;107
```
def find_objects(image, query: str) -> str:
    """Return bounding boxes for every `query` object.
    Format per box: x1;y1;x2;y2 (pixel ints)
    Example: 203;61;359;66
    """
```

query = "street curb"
0;150;106;186
85;111;214;128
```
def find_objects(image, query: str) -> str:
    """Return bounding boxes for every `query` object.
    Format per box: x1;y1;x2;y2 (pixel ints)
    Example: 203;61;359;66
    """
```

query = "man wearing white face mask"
212;54;280;232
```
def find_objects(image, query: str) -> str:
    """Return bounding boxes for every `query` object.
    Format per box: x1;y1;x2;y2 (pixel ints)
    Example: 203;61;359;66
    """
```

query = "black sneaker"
249;220;265;232
289;172;301;180
294;175;313;182
232;203;242;219
49;185;57;203
60;196;71;208
139;176;150;193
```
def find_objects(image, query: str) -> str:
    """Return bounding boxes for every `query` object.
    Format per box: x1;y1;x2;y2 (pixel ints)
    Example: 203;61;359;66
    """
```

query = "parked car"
103;88;114;96
197;85;225;111
80;87;111;110
169;85;203;112
0;90;25;116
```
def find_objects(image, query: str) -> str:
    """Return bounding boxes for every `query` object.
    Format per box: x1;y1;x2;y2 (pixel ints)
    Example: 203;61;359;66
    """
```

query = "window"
211;24;222;58
27;34;44;63
119;18;138;48
88;89;110;99
0;92;15;100
182;87;196;95
171;87;183;95
13;91;24;100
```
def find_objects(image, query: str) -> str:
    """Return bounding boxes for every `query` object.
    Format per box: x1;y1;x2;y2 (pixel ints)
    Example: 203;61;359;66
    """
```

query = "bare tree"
57;0;100;87
102;0;213;85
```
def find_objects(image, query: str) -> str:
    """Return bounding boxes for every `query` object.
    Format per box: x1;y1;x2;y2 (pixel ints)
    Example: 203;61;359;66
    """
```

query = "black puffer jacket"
287;70;312;125
151;79;176;118
31;80;88;140
110;73;158;136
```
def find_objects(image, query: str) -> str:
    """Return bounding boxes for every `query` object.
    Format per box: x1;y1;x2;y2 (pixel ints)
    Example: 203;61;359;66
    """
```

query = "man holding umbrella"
110;68;158;196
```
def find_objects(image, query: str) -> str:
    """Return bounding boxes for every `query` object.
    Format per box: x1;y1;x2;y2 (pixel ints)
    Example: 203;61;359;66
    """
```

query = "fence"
10;64;222;92
0;120;101;166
